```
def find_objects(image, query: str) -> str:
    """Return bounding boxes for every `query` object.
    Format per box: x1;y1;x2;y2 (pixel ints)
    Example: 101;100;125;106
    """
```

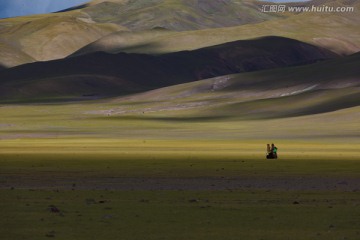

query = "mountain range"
1;0;359;67
0;36;339;102
0;0;358;120
95;51;359;120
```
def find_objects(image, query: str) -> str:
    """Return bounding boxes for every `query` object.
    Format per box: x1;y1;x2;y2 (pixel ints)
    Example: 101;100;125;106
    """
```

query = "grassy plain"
1;137;360;240
0;98;359;239
1;189;360;240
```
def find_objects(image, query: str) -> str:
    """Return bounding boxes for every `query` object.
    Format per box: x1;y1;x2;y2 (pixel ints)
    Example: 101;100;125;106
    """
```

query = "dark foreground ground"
1;150;360;240
2;175;360;191
1;189;360;240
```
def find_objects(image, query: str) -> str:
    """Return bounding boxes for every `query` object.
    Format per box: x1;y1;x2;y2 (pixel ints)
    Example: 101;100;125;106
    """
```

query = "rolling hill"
93;51;360;120
0;41;35;68
73;0;360;57
0;36;339;102
0;0;281;66
3;0;358;67
0;12;124;63
81;0;280;31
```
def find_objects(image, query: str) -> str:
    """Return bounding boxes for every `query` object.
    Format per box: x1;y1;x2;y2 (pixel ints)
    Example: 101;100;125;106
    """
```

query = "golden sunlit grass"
1;102;359;240
0;138;360;240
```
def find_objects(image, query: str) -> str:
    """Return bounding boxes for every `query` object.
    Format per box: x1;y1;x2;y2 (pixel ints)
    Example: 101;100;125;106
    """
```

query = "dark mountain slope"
102;52;360;120
0;36;338;102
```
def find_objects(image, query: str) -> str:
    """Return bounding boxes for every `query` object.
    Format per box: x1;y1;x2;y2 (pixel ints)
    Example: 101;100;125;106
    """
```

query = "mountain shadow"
0;36;339;102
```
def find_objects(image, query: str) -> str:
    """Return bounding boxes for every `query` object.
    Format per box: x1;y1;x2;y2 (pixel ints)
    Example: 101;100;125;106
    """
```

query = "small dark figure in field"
266;143;278;159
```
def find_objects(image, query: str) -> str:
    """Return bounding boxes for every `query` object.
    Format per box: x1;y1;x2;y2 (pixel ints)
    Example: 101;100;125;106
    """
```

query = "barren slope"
0;36;338;102
0;13;124;62
0;41;35;68
0;0;359;66
72;0;360;57
98;52;360;120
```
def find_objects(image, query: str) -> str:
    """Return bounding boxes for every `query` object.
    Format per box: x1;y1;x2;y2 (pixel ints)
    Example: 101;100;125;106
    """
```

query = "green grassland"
1;139;360;177
1;93;359;240
0;138;360;240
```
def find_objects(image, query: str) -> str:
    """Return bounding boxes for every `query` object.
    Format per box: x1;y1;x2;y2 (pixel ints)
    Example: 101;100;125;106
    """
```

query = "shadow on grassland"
211;89;360;120
93;115;228;122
